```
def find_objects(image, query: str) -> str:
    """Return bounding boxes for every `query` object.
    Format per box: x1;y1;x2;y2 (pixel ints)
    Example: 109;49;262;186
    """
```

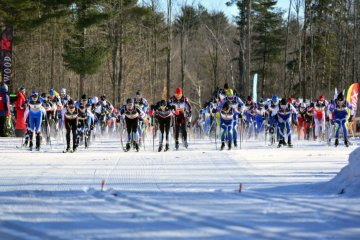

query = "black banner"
0;27;13;85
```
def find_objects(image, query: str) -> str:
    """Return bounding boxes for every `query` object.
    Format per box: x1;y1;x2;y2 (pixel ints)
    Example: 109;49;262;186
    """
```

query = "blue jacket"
0;89;10;116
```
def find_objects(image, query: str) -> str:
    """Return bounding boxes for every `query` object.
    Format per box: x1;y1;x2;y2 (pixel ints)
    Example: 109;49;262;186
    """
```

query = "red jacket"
15;91;26;111
15;91;27;130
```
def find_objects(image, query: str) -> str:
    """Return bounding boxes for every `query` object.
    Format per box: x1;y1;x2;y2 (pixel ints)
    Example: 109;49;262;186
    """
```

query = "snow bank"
325;147;360;196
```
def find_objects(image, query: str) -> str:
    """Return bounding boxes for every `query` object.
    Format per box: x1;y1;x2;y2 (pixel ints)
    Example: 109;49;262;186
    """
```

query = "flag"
252;74;258;103
1;27;13;85
347;83;359;118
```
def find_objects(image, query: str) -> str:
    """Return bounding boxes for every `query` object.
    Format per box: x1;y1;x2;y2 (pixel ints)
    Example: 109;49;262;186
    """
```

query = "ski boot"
220;142;225;151
158;143;163;152
65;145;71;153
72;145;77;153
228;142;232;150
165;143;170;152
184;140;188;149
277;139;283;148
29;141;33;151
288;139;293;148
175;140;179;150
282;139;287;146
334;138;339;147
23;138;29;147
135;143;140;152
344;139;350;147
125;143;131;152
234;141;238;148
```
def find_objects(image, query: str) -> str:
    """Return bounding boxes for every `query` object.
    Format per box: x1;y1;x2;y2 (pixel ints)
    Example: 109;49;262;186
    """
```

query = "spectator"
0;84;10;137
15;87;27;136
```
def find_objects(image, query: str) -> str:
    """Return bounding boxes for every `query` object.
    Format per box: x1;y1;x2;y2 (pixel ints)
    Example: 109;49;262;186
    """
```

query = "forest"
0;0;359;114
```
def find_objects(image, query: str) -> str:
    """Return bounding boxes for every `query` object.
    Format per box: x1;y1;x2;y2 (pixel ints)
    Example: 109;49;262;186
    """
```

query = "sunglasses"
68;105;75;109
227;94;233;98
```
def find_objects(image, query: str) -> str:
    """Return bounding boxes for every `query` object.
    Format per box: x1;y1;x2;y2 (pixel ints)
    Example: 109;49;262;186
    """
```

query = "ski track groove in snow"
0;137;360;239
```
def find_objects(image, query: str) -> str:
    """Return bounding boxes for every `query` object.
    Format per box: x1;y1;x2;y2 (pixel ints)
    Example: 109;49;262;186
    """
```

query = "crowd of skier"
0;82;355;152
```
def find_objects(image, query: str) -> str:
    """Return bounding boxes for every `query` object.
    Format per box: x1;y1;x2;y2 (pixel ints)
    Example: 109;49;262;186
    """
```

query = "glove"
264;105;269;110
238;113;243;119
348;115;353;122
326;116;329;122
175;110;179;115
272;123;277;128
310;103;314;108
149;109;153;115
331;119;335;125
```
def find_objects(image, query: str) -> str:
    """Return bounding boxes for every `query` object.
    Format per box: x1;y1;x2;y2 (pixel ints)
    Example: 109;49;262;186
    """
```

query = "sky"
199;0;291;22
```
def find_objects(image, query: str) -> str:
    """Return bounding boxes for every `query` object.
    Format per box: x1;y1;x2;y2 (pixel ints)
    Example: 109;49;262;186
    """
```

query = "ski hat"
93;96;98;103
126;98;134;110
32;91;38;96
160;100;167;107
100;94;106;100
81;94;87;100
247;96;252;101
222;101;230;112
295;97;301;103
319;95;325;101
300;103;306;108
61;88;66;94
224;83;229;90
337;92;344;101
280;98;287;105
176;88;182;95
79;103;85;112
272;95;278;104
49;89;55;95
226;89;233;96
288;97;293;103
68;99;75;106
41;93;47;99
1;84;8;91
136;91;141;97
259;99;265;105
19;87;25;92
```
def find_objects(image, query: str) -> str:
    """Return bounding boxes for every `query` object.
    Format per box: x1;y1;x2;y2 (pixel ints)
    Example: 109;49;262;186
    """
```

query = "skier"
62;99;79;152
149;100;177;152
119;98;145;152
264;95;279;145
42;93;55;144
243;96;258;139
0;84;10;137
218;101;239;150
60;88;71;105
327;92;338;146
218;89;244;147
328;92;354;147
311;95;328;141
77;103;92;149
271;98;298;147
218;83;229;102
169;88;192;150
23;91;45;150
255;99;266;139
133;91;149;146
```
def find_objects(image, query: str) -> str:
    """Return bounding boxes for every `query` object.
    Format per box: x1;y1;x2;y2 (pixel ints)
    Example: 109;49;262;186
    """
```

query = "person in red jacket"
0;84;10;137
15;87;27;136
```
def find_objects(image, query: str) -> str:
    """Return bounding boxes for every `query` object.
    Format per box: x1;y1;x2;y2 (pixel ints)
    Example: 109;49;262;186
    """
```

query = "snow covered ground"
0;136;360;239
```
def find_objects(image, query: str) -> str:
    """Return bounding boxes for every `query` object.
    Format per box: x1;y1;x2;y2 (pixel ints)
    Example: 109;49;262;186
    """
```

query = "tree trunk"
336;0;343;90
302;0;307;101
353;0;357;83
310;4;314;100
166;0;172;100
284;0;292;96
246;0;252;96
240;1;245;97
79;26;86;98
296;0;302;98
